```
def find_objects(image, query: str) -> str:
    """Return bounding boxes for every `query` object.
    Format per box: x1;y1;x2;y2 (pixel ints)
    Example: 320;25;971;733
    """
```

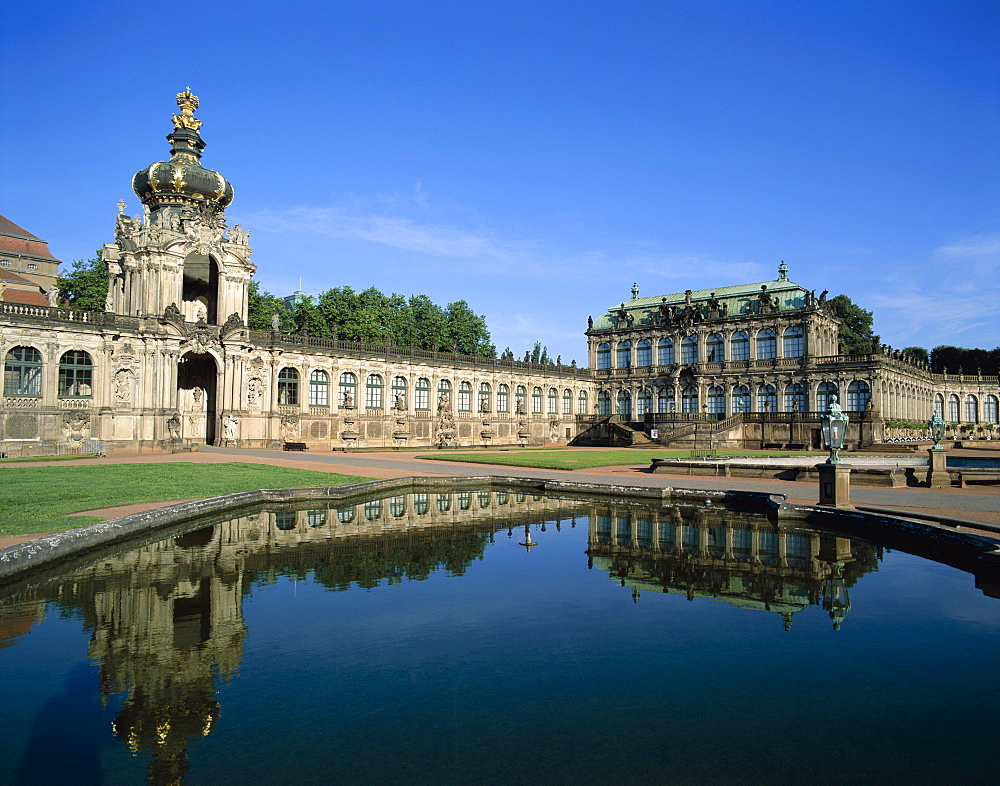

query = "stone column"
817;462;853;508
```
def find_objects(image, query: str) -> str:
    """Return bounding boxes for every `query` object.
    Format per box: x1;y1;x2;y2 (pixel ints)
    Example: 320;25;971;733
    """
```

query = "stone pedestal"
926;448;950;488
817;463;853;508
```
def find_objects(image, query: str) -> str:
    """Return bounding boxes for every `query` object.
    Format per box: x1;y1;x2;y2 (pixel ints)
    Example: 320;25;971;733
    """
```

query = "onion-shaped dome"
132;89;234;211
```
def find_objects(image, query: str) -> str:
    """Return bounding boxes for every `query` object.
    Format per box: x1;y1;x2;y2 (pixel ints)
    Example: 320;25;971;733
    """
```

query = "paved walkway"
2;445;997;549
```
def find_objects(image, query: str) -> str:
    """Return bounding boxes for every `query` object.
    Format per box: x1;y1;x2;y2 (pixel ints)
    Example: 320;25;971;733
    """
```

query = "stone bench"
282;442;309;451
952;468;1000;488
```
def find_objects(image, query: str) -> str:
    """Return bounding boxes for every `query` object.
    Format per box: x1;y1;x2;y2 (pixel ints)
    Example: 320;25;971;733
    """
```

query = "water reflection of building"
586;502;879;630
2;489;584;780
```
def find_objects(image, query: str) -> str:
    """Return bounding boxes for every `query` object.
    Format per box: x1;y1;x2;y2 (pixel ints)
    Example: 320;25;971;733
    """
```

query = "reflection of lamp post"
817;396;852;507
822;562;851;631
820;396;849;464
518;522;537;551
926;410;950;487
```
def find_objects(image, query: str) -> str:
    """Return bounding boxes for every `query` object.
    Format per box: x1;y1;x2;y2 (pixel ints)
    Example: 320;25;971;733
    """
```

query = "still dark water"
1;490;997;784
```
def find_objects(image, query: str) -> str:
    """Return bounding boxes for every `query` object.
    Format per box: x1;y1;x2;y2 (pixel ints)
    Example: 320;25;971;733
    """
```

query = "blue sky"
3;1;998;364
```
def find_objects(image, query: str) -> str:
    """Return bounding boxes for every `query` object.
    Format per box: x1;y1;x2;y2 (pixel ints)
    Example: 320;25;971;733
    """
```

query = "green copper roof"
591;273;814;331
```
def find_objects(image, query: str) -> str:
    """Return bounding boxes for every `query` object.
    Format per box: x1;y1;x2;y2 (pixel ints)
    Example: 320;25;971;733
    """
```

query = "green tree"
409;294;448;351
55;252;107;311
902;346;929;364
292;297;329;337
246;280;293;331
445;300;493;357
930;345;1000;375
830;294;876;355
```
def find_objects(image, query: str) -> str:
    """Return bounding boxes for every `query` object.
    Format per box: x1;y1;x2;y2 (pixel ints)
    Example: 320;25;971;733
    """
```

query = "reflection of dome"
132;89;234;211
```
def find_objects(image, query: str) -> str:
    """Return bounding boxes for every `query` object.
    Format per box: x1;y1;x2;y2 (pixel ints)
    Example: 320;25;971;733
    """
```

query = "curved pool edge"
2;475;997;594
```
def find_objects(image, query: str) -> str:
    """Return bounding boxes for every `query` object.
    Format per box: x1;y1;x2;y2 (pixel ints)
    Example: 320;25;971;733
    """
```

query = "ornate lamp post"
817;396;852;507
820;396;849;464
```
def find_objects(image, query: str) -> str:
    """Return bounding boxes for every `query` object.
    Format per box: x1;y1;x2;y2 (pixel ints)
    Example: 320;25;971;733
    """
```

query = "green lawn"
0;462;372;536
421;449;820;471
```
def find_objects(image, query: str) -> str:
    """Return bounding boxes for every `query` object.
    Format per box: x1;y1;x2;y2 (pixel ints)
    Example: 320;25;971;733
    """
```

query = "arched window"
616;341;631;368
415;377;430;410
274;512;298;531
366;374;384;409
516;385;527;413
817;381;839;411
681;385;698;413
637;387;652;415
458;381;472;411
562;388;572;414
706;334;724;363
757;384;777;413
413;494;430;515
847;380;871;411
307;510;327;527
597;390;612;415
578;390;588;414
616;390;632;416
336;506;356;523
707;386;725;415
58;350;93;397
308;370;329;407
7;346;44;397
964;394;978;423
658;338;674;366
984;395;998;424
277;367;299;406
389;497;406;517
756;329;777;360
732;385;750;414
338;371;357;407
498;384;509;413
947;394;960;422
731;331;749;361
784;382;806;412
596;343;611;370
364;500;382;520
658;386;674;413
547;387;557;414
478;382;491;412
392;376;407;409
437;493;451;513
681;336;698;364
636;339;652;367
783;326;804;358
438;378;452;408
531;386;542;414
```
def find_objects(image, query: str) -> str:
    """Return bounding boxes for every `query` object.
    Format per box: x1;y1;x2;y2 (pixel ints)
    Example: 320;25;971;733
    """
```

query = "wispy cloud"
866;233;1000;347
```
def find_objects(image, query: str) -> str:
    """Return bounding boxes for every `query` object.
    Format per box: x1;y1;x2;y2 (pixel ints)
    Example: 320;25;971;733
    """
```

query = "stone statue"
117;198;127;214
631;282;639;299
223;415;240;440
395;393;405;410
758;285;772;312
587;315;593;329
114;369;132;404
342;392;354;408
192;387;204;409
0;280;6;301
167;415;181;440
47;287;60;307
819;290;828;304
271;313;280;331
684;290;693;306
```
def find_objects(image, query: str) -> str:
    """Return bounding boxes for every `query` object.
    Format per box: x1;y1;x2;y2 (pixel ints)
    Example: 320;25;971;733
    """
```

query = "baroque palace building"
1;90;997;453
583;270;1000;448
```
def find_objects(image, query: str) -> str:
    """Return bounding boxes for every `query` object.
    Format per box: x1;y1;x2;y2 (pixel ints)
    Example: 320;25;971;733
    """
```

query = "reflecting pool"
1;489;997;784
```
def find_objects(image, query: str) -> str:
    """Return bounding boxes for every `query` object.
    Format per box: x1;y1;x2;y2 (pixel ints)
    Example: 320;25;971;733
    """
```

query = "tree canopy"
248;282;496;358
830;294;876;355
55;252;107;311
928;345;1000;375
